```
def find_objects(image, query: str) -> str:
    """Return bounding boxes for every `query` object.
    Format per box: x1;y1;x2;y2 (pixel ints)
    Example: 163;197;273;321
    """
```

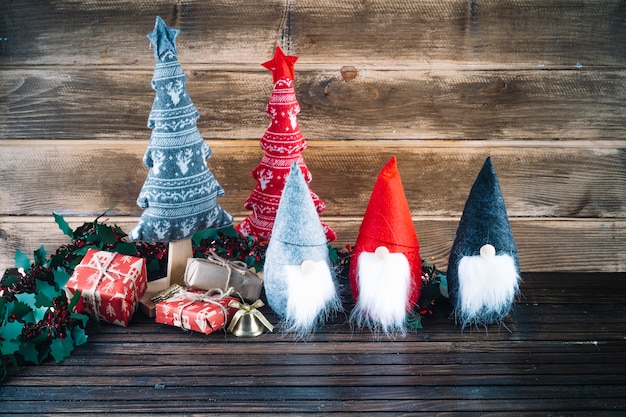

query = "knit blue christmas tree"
129;16;232;244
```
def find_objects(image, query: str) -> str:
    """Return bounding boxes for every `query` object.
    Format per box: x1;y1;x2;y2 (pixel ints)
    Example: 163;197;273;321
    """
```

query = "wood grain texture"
1;0;624;68
1;216;624;273
2;69;625;140
1;140;623;218
1;0;625;275
2;273;626;414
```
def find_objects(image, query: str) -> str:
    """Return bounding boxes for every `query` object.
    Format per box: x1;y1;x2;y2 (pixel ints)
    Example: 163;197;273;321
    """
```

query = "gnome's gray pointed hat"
266;162;329;265
447;157;519;292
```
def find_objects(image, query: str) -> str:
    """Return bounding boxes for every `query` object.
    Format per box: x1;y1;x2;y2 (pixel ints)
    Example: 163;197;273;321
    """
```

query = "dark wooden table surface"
2;272;626;416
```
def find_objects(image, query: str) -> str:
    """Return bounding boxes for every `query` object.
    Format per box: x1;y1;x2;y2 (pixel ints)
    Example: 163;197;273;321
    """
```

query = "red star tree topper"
237;46;336;242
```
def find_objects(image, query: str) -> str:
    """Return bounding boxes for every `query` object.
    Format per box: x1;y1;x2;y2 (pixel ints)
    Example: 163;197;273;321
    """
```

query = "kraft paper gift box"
183;254;263;302
66;248;147;327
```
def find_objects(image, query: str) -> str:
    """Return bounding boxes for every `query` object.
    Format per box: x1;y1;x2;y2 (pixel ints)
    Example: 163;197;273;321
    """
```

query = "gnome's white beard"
351;250;411;335
284;260;340;337
456;253;520;328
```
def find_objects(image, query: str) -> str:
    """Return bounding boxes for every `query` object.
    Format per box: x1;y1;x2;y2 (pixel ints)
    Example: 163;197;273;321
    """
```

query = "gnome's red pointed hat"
349;157;422;312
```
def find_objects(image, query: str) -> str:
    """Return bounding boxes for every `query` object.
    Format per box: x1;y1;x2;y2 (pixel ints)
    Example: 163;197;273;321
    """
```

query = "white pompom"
351;247;411;335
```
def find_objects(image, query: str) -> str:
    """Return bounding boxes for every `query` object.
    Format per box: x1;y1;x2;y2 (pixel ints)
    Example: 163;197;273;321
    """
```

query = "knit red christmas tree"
237;46;336;242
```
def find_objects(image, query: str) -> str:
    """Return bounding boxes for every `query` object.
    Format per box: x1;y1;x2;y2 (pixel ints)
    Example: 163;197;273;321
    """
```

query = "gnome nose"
375;246;390;260
301;260;317;274
480;244;496;258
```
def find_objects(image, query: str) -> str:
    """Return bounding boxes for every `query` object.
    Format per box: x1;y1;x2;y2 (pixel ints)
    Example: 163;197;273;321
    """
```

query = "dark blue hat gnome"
129;16;233;244
264;162;341;337
447;157;520;329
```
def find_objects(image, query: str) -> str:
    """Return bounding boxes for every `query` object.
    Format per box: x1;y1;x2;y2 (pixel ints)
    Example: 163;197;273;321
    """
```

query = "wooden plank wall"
1;0;625;273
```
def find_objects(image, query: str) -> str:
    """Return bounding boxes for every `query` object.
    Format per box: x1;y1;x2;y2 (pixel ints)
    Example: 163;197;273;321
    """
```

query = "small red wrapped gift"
66;248;147;327
155;288;238;335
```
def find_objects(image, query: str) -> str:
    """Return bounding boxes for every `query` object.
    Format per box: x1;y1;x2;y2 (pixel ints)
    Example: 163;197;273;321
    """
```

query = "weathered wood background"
1;0;625;273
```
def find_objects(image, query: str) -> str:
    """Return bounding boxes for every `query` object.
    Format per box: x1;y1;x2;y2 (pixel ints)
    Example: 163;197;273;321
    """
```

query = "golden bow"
227;299;274;334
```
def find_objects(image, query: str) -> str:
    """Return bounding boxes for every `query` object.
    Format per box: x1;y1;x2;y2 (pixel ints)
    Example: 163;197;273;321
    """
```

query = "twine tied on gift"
165;286;235;332
204;250;251;290
227;299;274;334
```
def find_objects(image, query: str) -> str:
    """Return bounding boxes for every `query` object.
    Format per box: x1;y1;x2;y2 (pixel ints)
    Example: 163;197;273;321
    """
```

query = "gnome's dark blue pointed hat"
265;162;330;265
448;157;518;270
447;157;520;326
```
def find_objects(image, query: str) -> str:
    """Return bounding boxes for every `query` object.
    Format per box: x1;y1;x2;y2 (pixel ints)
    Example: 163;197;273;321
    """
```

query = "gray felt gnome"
264;162;341;337
447;157;521;329
129;16;233;244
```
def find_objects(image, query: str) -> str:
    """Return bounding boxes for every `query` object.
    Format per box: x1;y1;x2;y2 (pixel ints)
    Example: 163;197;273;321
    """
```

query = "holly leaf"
0;338;21;356
67;291;82;312
85;233;102;244
192;228;219;246
438;272;449;298
219;225;240;237
33;306;49;323
14;249;31;271
0;321;24;344
53;212;75;238
72;326;88;346
35;280;58;307
2;354;18;379
9;299;34;323
14;292;37;310
50;336;75;362
96;223;116;245
327;244;339;264
112;224;129;238
19;341;44;365
147;258;161;272
33;245;46;266
52;268;71;291
71;312;90;328
114;242;138;256
72;245;91;258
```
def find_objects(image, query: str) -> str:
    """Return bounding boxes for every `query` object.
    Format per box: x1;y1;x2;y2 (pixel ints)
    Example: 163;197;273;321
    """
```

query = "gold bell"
230;311;265;337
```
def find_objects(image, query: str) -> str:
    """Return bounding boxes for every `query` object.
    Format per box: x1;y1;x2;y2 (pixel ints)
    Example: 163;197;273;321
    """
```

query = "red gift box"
155;289;238;335
66;248;147;327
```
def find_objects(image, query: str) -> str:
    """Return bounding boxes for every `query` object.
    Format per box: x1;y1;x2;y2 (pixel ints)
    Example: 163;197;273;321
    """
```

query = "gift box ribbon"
227;299;274;334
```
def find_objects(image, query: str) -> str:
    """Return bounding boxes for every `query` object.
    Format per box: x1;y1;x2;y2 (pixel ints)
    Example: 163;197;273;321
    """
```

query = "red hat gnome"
264;162;341;337
236;46;336;242
349;157;422;335
447;157;520;329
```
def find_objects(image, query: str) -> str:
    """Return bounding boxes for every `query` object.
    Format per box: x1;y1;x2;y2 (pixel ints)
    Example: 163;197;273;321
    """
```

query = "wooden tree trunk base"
167;239;193;287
